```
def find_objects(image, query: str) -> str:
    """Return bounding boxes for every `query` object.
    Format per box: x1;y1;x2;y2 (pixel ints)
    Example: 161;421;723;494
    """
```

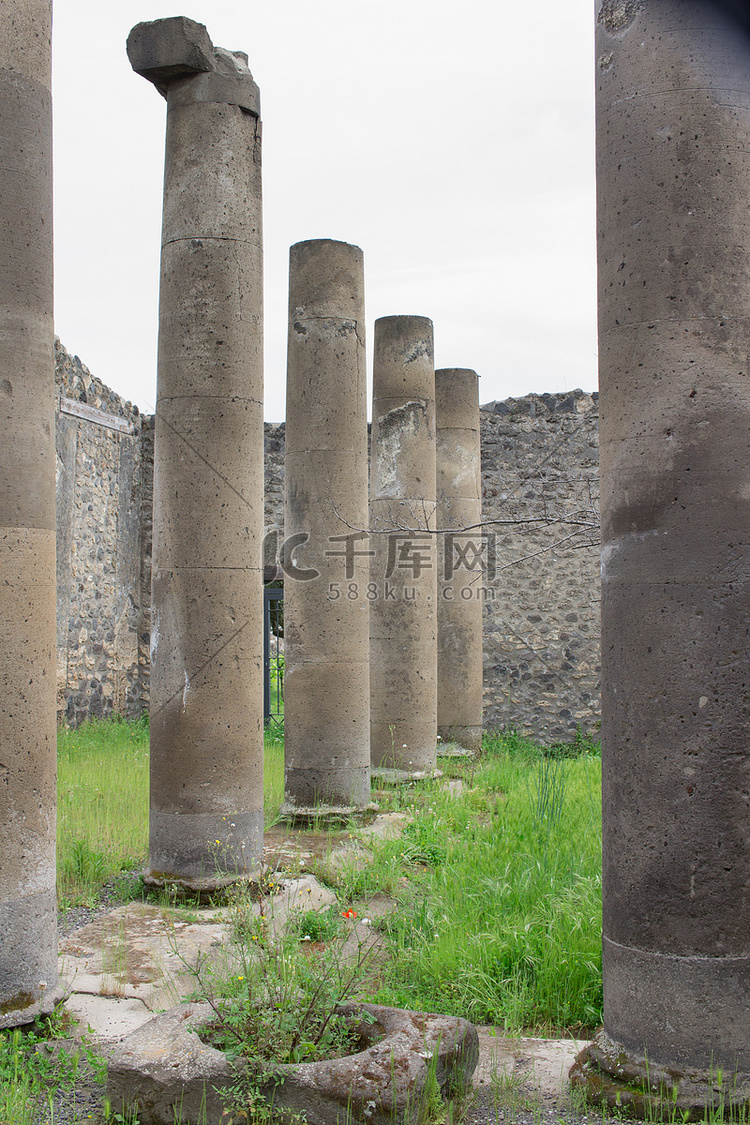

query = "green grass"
57;717;289;906
0;1012;98;1125
264;724;285;825
324;732;603;1033
54;718;603;1034
0;1030;39;1125
57;716;150;905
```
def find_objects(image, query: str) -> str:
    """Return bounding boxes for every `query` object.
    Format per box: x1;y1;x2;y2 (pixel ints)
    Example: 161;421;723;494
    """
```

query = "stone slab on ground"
474;1029;585;1103
313;812;409;878
264;873;338;934
64;993;154;1040
59;879;342;1041
59;902;231;1017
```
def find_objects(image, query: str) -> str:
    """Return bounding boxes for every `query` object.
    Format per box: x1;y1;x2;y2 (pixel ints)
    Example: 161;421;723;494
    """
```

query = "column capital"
127;17;259;115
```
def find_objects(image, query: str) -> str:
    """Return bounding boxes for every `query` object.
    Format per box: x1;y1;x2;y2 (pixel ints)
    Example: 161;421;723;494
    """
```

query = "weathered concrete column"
571;1;750;1112
282;239;371;816
370;316;438;779
0;0;58;1027
127;18;264;890
435;369;483;754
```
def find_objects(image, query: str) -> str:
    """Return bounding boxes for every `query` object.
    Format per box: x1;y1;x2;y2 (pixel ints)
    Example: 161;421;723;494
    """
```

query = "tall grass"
264;725;285;824
363;733;603;1032
57;717;289;904
0;1029;39;1125
57;717;149;903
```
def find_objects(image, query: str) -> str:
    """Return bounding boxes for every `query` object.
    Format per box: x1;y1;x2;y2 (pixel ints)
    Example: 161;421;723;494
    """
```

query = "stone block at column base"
146;809;262;894
570;1028;750;1122
571;935;750;1120
0;890;60;1028
278;802;379;826
602;936;750;1072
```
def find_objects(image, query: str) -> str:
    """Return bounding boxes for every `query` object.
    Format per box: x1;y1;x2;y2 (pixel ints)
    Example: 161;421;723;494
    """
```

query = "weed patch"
0;1006;103;1125
177;886;380;1067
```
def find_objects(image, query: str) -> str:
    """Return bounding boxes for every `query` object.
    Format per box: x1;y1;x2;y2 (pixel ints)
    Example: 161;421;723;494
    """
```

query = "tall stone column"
572;1;750;1111
435;369;483;754
370;316;438;779
0;0;58;1027
128;18;264;890
282;239;371;816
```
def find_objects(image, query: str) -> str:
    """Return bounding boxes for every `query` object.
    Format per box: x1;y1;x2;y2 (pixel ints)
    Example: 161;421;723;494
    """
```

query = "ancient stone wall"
263;421;285;571
55;344;600;742
55;340;150;724
479;389;600;740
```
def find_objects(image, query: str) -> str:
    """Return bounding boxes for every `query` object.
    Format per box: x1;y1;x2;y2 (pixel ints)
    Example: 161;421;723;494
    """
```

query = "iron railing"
263;586;284;726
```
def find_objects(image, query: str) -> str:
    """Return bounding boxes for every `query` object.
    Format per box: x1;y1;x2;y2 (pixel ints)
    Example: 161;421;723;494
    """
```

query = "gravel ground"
31;1058;104;1125
31;1077;609;1125
462;1083;607;1125
57;878;141;939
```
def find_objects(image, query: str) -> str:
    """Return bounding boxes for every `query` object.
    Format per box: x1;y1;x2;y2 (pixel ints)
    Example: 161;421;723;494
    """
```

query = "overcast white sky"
51;0;597;421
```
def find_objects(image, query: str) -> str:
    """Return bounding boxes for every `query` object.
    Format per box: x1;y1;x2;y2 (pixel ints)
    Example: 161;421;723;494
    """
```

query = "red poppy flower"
342;909;357;919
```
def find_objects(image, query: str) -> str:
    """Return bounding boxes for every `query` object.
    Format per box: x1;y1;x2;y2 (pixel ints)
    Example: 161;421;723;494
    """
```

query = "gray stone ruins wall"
479;389;600;740
55;340;150;725
54;343;600;743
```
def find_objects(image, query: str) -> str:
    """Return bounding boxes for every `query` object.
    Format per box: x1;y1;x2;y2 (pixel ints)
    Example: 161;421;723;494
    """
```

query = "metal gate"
263;586;284;726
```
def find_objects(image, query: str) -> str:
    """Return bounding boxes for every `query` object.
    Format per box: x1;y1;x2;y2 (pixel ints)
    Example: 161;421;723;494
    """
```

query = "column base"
436;741;475;759
142;869;259;898
148;809;262;894
371;766;443;784
278;801;379;826
570;1029;750;1121
0;982;65;1030
282;766;371;813
0;889;60;1029
370;722;439;776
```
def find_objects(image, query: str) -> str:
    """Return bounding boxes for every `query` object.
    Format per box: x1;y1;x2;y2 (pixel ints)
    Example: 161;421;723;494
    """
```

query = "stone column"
435;369;483;754
370;316;438;779
127;18;264;890
572;1;750;1111
282;240;371;816
0;0;58;1028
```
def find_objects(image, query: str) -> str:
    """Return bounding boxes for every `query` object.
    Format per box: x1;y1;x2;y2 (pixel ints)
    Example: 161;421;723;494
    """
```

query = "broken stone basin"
107;999;479;1125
